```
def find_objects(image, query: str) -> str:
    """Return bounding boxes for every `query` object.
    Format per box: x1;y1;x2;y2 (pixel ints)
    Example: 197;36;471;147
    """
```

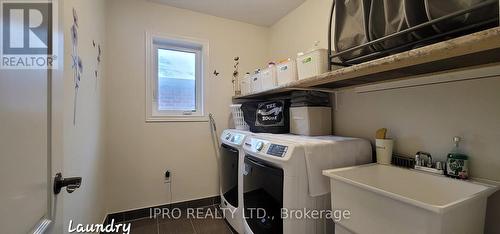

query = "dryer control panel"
267;144;288;157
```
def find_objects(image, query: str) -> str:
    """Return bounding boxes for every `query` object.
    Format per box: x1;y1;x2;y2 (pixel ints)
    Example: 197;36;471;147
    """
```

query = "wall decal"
213;70;220;77
92;40;103;89
232;56;240;95
97;45;102;63
71;8;83;125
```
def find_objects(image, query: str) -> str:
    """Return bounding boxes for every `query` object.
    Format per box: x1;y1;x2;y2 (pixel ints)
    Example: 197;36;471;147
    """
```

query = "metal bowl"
424;0;496;33
333;0;375;62
404;0;436;39
368;0;414;50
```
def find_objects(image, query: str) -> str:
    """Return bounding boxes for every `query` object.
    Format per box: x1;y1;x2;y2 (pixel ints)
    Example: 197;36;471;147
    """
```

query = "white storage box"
276;59;298;86
240;74;252;95
250;73;262;93
296;49;329;80
260;66;277;91
290;106;332;136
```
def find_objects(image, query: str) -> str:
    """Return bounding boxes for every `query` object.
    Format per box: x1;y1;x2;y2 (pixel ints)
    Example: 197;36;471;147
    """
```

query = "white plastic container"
250;73;262;93
290;106;332;136
375;139;394;165
240;74;252;95
260;66;277;91
230;104;249;130
296;49;329;80
276;59;298;86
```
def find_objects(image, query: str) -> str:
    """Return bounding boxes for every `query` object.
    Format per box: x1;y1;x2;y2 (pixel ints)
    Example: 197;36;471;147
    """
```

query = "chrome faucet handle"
426;156;433;168
414;154;421;166
435;161;443;170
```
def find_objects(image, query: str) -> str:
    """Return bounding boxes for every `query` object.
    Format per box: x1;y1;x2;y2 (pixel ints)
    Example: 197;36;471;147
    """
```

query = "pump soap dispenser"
446;136;469;179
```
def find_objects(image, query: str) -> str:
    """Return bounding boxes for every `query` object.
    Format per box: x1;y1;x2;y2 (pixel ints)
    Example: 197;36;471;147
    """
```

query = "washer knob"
256;141;264;151
225;133;231;140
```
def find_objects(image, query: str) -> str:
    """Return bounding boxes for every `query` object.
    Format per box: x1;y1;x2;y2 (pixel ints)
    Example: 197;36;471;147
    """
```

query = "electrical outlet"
164;170;172;184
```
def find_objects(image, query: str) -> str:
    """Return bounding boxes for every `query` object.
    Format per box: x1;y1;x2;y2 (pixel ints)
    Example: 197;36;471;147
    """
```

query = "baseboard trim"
102;195;221;225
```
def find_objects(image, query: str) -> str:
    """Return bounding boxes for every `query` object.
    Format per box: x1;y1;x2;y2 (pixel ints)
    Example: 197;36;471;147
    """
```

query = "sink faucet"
415;151;432;167
414;151;444;175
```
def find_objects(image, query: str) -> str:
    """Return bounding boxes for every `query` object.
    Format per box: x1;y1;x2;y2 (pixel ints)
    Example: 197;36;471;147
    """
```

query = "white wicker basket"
230;104;249;130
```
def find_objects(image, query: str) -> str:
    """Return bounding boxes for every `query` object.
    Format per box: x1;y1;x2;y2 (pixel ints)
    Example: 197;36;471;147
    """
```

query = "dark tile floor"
123;205;234;234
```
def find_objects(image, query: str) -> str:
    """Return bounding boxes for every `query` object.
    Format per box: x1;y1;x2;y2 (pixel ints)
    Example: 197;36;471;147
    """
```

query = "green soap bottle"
446;136;469;179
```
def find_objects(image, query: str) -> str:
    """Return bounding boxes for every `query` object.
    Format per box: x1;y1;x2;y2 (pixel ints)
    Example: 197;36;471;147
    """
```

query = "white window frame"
145;32;209;122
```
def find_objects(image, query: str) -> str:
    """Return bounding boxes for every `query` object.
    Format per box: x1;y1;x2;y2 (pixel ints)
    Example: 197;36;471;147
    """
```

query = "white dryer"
241;134;372;234
219;129;253;233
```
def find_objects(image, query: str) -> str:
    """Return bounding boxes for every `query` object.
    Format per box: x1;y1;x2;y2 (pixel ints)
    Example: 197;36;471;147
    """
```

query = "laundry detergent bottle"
446;136;469;179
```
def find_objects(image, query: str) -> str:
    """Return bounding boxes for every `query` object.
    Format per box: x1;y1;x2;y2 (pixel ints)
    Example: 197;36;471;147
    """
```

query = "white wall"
334;76;500;181
268;0;500;232
269;0;332;61
62;0;108;229
104;0;269;213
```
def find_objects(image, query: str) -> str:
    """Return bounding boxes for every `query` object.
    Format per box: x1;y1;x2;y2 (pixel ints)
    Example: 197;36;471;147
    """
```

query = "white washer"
241;134;372;234
219;129;253;233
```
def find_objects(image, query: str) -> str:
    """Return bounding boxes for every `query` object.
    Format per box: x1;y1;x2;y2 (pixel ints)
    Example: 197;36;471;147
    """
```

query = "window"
146;33;207;122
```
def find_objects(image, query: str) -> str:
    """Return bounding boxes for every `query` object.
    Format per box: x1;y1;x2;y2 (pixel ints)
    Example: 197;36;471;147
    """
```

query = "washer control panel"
267;144;288;157
244;137;291;160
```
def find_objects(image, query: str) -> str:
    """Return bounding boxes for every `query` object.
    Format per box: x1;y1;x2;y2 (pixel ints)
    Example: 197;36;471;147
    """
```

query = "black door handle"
54;173;82;194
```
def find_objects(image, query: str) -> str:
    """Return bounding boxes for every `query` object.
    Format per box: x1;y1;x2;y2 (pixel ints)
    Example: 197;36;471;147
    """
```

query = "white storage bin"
290;106;332;136
296;49;329;80
260;66;277;91
240;74;252;95
276;59;298;86
230;104;249;130
250;73;262;93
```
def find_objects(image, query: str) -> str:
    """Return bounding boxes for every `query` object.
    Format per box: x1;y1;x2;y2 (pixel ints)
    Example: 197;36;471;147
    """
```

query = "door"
0;69;52;233
0;0;63;233
243;156;284;234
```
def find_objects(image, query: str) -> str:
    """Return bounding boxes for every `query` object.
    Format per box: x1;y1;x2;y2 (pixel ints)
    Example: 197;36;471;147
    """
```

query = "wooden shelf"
234;27;500;99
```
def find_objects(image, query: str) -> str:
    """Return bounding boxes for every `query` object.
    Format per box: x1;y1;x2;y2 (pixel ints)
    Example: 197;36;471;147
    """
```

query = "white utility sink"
323;164;497;234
